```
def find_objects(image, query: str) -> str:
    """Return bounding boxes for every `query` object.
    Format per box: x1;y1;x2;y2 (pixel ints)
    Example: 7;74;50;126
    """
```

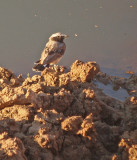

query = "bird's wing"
40;42;66;64
40;47;49;64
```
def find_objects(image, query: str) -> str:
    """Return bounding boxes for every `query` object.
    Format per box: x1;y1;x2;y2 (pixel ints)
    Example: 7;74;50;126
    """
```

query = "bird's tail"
32;63;45;72
34;60;41;64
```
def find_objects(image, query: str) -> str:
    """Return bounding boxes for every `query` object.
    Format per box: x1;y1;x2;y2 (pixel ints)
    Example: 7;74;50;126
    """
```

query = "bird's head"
49;32;69;42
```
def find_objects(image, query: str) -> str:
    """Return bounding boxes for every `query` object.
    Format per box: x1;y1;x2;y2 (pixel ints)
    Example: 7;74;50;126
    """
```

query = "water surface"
0;0;137;76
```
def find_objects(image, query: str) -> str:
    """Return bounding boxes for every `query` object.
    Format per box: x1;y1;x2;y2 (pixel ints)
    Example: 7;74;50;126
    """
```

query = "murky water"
94;81;129;102
0;0;137;76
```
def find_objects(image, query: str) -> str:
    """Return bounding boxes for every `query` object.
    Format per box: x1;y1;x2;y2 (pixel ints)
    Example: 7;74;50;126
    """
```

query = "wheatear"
32;32;68;72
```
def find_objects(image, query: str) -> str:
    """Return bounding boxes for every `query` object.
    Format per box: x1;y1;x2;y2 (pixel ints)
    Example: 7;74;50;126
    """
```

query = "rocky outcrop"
0;60;136;160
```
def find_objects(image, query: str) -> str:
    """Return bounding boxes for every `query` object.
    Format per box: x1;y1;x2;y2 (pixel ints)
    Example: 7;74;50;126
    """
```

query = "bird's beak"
63;34;69;38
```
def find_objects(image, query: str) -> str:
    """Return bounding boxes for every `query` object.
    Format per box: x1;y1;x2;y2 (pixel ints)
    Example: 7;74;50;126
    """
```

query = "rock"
118;130;137;160
0;87;39;109
77;113;96;140
61;116;83;133
0;132;27;160
52;88;74;112
0;67;23;89
34;127;64;153
70;60;100;82
130;96;137;105
0;60;136;160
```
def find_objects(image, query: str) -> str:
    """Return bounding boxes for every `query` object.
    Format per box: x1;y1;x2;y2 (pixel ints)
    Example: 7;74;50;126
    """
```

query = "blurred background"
0;0;137;76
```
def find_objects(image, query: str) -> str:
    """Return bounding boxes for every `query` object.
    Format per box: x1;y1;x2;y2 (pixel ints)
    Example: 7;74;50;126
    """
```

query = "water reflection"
0;0;137;76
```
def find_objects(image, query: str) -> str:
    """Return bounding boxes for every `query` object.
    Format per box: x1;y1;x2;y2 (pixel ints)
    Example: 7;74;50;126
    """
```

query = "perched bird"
32;32;68;72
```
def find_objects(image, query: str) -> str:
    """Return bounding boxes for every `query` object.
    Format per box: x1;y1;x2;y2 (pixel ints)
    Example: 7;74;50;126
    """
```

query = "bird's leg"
49;64;56;69
53;64;59;72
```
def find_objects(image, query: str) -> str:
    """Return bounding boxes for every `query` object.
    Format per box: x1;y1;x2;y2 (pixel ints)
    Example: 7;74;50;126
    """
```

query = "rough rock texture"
0;60;136;160
0;132;27;160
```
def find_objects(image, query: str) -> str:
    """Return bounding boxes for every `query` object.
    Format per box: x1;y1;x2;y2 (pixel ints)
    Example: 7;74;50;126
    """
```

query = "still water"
0;0;137;76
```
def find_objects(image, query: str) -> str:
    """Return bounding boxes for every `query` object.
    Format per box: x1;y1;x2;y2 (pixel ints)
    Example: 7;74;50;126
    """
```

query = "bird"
32;32;68;72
